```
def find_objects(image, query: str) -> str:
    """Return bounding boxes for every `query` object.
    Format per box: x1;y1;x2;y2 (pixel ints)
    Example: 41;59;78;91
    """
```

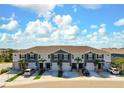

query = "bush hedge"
0;67;10;75
58;70;63;77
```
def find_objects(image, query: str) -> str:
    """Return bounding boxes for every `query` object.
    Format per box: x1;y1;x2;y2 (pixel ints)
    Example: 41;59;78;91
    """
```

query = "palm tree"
74;57;82;71
57;60;63;77
57;60;63;71
19;59;26;72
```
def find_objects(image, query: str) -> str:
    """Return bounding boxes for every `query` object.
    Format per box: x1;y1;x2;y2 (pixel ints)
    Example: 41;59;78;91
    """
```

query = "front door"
72;63;77;70
39;63;43;69
46;63;51;69
79;63;83;69
98;63;102;70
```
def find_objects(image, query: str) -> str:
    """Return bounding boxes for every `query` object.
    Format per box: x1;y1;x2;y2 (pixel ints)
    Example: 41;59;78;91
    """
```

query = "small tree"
94;60;100;66
57;60;63;77
74;57;82;71
19;59;26;72
57;60;63;71
111;58;124;70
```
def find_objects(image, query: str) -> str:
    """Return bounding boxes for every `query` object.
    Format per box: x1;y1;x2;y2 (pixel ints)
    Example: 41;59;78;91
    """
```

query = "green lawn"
34;70;44;80
34;75;41;80
6;72;23;82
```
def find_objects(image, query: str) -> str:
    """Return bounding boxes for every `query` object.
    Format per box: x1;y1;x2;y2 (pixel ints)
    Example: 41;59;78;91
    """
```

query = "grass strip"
6;72;23;82
34;70;44;80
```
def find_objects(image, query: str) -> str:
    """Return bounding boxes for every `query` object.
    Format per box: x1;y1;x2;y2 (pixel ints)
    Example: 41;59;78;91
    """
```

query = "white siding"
104;54;111;62
51;63;58;71
28;63;37;69
13;53;20;62
72;53;84;63
86;63;95;71
62;63;71;71
13;62;20;70
38;53;50;63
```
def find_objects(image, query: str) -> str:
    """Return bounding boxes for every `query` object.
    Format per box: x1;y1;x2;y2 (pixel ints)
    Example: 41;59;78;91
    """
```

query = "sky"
0;4;124;49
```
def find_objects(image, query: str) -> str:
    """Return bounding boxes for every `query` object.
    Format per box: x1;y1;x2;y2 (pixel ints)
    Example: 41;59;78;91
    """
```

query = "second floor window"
30;54;35;59
54;54;58;60
63;54;68;60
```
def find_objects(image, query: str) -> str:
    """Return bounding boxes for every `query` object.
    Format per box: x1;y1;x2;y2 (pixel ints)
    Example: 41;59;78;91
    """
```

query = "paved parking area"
89;71;100;77
98;71;120;78
63;71;80;78
13;71;38;82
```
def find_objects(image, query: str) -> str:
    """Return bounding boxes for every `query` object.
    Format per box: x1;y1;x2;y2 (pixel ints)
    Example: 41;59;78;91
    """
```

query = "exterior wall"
103;54;111;69
38;53;50;62
86;63;95;71
72;53;84;63
13;62;20;70
28;63;37;69
12;49;112;71
62;63;71;71
51;63;58;71
13;53;20;62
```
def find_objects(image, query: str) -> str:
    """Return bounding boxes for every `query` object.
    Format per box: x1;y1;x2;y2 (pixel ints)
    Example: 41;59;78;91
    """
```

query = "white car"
108;67;120;75
24;69;32;76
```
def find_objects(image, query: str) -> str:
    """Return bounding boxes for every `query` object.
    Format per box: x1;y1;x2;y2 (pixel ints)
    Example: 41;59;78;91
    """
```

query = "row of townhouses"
12;46;112;71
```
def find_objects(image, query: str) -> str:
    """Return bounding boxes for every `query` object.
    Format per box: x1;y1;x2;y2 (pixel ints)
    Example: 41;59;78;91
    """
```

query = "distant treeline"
0;49;16;62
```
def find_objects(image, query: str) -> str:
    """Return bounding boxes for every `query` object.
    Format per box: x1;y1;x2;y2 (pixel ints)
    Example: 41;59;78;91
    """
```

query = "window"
54;54;58;60
39;55;41;59
64;54;68;60
48;55;50;59
82;55;84;59
97;54;104;60
20;54;25;59
72;55;74;59
88;53;93;60
30;54;35;59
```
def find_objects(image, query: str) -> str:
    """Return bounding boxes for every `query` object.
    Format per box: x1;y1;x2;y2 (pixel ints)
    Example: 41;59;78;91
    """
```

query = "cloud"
13;4;56;18
114;18;124;26
0;33;14;41
0;20;19;30
52;15;79;40
0;13;15;21
25;19;52;37
53;15;72;27
90;24;98;29
81;4;102;10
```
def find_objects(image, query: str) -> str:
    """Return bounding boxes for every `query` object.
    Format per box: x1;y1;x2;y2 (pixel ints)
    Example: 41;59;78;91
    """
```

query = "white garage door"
62;63;71;71
86;63;95;71
51;63;58;71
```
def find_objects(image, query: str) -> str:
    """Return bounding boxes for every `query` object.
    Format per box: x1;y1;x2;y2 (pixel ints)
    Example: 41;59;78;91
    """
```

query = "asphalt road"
6;80;124;88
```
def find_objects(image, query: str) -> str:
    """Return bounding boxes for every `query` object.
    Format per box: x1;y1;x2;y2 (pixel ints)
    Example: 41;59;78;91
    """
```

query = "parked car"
82;68;90;76
24;69;35;77
108;67;120;75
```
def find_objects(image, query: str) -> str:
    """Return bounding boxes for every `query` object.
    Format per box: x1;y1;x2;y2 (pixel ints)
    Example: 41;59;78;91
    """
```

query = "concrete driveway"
0;70;18;87
13;71;38;82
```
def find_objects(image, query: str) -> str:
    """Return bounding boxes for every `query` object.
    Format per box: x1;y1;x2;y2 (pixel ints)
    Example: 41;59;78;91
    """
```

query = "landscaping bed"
34;69;45;80
0;67;11;75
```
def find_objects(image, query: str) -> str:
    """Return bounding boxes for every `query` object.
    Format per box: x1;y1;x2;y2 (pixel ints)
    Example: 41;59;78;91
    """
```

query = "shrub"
58;70;63;77
0;67;10;74
119;70;124;75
